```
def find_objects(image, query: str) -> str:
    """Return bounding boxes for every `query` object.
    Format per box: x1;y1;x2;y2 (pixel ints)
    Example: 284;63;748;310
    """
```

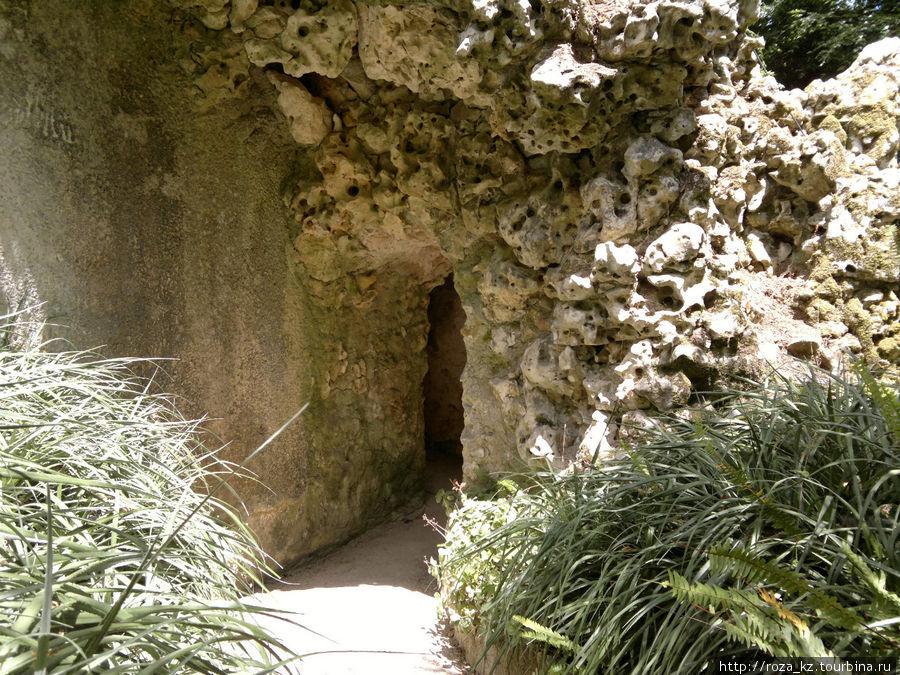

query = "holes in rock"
298;73;325;98
423;274;466;462
660;294;677;308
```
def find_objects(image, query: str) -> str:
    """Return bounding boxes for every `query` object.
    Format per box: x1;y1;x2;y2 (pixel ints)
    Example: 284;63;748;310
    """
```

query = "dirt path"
249;453;469;674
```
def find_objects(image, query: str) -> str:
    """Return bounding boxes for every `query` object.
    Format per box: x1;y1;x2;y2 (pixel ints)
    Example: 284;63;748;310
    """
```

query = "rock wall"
0;1;319;566
2;0;898;563
177;0;899;477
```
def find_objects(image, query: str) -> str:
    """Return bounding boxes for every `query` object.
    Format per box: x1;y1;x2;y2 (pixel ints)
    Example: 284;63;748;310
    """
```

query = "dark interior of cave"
423;274;466;480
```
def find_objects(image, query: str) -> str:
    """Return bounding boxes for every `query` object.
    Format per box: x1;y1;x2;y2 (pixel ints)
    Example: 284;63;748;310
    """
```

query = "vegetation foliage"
435;366;900;673
752;0;900;88
0;325;298;673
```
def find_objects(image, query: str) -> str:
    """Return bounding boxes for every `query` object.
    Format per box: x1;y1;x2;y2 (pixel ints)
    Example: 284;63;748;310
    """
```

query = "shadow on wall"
424;274;466;458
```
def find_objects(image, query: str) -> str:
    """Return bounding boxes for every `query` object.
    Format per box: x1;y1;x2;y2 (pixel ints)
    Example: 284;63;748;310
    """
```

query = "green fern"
841;542;900;617
707;545;861;630
723;615;780;656
510;615;579;654
662;570;833;658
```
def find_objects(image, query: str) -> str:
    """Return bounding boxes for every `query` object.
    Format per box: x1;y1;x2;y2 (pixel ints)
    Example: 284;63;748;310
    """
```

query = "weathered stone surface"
270;73;332;145
359;4;488;103
0;2;315;566
243;0;357;78
3;0;898;564
643;223;707;274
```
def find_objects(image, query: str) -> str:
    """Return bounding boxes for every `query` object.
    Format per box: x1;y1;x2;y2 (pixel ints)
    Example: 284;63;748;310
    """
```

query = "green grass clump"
0;334;298;673
435;366;900;673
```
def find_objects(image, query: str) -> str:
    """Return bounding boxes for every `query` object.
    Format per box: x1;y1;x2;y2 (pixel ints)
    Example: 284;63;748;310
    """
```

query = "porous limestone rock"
643;223;707;274
243;0;357;78
171;0;900;522
359;4;489;103
4;0;898;564
270;73;332;145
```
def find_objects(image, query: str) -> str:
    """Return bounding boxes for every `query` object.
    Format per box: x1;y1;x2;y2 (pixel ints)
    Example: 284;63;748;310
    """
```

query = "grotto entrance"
243;274;471;673
421;272;465;513
423;274;466;467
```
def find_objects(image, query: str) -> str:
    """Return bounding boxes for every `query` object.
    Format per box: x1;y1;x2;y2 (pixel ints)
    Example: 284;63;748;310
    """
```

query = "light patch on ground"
247;454;469;674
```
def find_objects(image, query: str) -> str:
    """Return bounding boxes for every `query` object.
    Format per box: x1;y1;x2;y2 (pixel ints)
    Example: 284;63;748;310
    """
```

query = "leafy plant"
431;479;525;635
510;616;578;655
435;365;900;673
0;334;302;673
752;0;900;88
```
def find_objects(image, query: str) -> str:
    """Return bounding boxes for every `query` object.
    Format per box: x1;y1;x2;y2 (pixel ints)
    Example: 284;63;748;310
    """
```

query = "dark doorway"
423;274;466;461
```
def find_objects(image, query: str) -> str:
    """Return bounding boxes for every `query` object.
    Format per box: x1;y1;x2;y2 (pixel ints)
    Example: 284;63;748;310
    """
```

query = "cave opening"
423;274;465;489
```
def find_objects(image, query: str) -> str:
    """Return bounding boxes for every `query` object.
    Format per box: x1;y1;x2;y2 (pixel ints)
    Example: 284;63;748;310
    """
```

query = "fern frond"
841;542;900;613
736;604;785;650
662;570;762;612
758;588;807;632
510;615;578;654
664;571;835;658
708;545;861;630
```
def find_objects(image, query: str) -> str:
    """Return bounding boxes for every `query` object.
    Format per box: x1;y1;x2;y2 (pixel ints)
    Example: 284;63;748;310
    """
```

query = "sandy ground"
247;453;470;674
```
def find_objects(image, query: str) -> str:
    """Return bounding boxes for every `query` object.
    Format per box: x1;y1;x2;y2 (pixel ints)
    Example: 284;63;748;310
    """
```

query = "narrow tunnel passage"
423;274;465;483
251;275;472;673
